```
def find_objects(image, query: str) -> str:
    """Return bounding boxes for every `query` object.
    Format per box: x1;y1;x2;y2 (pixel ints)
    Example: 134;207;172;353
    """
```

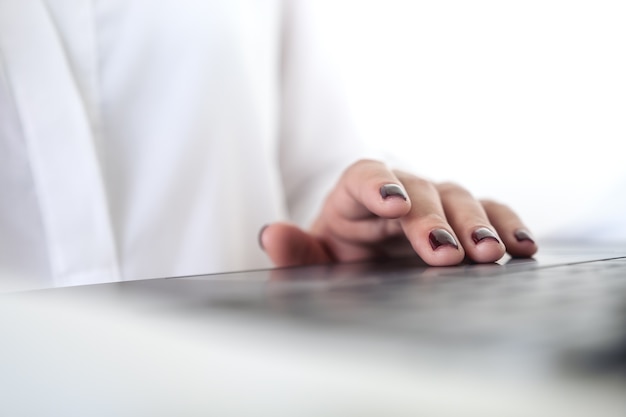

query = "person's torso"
0;0;286;290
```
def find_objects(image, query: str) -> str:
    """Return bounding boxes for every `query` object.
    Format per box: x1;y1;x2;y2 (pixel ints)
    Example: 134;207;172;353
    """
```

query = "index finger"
329;159;412;221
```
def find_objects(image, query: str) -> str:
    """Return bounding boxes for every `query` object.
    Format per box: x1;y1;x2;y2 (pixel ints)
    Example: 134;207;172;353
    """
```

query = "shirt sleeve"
278;0;380;227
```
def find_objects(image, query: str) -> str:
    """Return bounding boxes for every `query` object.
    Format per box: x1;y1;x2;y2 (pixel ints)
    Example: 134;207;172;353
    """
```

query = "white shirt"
0;0;371;291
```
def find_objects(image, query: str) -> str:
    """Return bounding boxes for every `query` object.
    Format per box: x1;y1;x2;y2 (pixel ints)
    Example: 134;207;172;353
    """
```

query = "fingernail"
429;229;459;250
258;224;269;251
472;227;500;244
380;184;408;201
514;228;535;243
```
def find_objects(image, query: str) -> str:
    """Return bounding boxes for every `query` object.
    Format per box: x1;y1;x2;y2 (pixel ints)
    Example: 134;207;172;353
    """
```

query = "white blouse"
0;0;371;291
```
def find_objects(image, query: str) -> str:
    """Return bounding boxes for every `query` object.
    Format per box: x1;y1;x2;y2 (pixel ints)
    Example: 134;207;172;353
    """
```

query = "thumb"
259;223;333;267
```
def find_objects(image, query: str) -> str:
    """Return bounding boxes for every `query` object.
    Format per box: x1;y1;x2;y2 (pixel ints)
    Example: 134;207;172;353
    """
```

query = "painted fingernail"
258;224;269;250
514;228;535;243
472;227;500;244
429;229;459;250
380;184;408;201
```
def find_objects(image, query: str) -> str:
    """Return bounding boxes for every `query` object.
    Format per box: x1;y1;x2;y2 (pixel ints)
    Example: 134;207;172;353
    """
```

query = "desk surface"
1;245;626;417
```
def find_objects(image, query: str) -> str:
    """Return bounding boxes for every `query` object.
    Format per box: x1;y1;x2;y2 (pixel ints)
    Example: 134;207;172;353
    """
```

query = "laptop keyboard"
199;257;626;375
125;254;625;377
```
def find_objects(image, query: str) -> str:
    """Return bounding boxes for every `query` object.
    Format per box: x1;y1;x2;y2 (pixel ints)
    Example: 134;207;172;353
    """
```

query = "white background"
313;0;626;242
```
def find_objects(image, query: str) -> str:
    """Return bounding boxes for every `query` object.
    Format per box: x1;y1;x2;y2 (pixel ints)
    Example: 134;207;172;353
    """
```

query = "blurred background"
312;0;626;243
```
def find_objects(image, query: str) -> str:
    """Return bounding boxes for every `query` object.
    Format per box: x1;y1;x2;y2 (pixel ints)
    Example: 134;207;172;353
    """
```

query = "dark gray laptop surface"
1;244;625;416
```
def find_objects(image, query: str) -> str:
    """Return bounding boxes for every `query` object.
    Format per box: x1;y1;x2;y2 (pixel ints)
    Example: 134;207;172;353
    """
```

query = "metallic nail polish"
258;224;269;250
472;227;500;244
429;229;459;250
514;228;535;243
380;184;408;201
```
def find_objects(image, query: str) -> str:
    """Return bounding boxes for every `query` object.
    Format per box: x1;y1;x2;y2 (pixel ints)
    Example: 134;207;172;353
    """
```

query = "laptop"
1;243;625;416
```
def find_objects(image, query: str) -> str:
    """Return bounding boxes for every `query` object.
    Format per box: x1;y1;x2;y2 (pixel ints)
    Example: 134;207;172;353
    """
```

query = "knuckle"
437;181;473;199
481;198;507;211
404;176;437;193
344;159;389;183
349;158;383;171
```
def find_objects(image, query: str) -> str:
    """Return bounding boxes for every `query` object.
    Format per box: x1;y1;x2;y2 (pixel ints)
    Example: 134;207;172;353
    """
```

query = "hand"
260;159;537;267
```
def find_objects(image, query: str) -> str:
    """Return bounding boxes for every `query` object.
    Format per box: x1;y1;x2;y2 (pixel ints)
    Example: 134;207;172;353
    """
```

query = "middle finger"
395;171;465;266
437;182;506;263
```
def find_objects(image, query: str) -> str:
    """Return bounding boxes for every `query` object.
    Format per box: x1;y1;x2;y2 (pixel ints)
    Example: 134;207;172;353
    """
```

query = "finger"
437;182;506;263
395;172;465;266
314;215;404;246
481;200;538;258
329;159;412;221
259;223;333;267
